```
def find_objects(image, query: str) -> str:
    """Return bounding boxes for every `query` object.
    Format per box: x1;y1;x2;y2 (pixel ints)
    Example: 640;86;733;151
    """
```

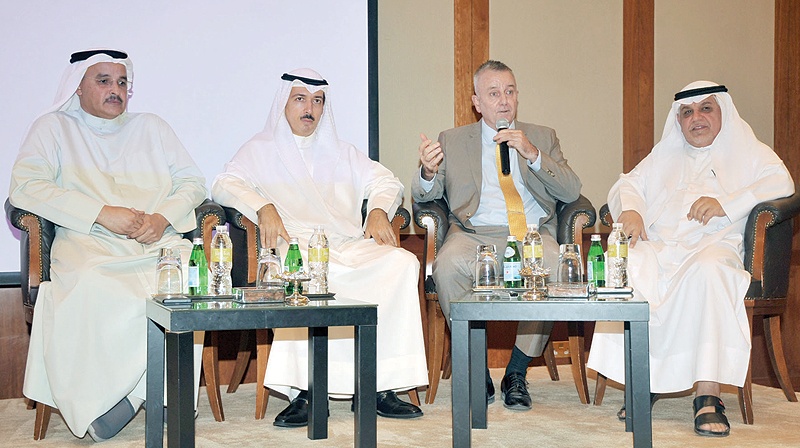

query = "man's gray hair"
473;60;513;92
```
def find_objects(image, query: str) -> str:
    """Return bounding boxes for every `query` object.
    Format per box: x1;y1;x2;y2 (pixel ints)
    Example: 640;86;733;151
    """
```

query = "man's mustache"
301;113;315;121
106;94;123;103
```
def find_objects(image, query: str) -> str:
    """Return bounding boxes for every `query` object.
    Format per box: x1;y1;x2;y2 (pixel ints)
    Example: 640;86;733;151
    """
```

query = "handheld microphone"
496;118;511;175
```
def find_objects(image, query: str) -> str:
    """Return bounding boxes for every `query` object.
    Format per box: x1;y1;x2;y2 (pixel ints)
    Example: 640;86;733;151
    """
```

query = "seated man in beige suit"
411;60;582;410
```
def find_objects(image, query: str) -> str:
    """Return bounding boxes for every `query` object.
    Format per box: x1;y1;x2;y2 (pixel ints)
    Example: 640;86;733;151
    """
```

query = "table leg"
355;324;377;448
629;321;652;448
624;321;633;433
166;331;195;448
470;321;487;429
451;319;471;447
146;319;165;448
308;326;328;440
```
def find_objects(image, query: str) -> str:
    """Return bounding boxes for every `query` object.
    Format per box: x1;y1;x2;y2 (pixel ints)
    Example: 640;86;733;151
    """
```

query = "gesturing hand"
257;203;290;248
418;133;443;181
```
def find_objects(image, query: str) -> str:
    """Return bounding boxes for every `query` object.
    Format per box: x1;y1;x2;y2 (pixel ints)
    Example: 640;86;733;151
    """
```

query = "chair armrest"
744;191;800;298
598;204;612;227
556;195;596;249
222;206;259;287
182;199;226;252
412;198;450;285
5;198;55;323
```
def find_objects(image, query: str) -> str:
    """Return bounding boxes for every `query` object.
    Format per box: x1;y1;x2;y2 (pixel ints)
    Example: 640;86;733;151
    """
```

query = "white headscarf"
647;80;774;194
43;49;133;117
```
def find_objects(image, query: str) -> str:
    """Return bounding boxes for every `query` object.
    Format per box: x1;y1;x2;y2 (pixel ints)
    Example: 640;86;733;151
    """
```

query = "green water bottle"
284;237;303;295
188;237;208;295
503;235;522;288
586;234;605;287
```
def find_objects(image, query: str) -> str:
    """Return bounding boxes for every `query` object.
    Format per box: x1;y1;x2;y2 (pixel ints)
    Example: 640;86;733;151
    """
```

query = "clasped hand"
96;205;169;244
617;197;725;248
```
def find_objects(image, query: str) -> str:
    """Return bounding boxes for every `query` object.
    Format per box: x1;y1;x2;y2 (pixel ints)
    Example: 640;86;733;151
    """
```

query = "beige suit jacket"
411;121;582;238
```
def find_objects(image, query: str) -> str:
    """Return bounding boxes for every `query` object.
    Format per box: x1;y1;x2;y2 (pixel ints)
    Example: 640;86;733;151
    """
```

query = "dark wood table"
450;293;651;448
145;297;377;448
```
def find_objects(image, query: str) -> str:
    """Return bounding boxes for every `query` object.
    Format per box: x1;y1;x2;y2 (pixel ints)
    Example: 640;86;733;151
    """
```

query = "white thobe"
588;144;794;393
9;109;207;436
212;135;428;396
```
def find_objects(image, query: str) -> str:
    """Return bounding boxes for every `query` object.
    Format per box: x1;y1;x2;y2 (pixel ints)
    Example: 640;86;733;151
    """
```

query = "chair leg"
425;300;445;404
202;331;225;422
255;329;272;419
408;388;421;406
542;339;560;381
739;302;755;424
594;373;608;406
442;326;452;380
227;330;254;393
567;323;590;404
763;314;798;402
33;402;51;440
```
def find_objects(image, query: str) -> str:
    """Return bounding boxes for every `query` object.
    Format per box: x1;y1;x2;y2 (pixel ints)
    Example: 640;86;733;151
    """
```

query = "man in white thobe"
587;81;794;437
9;49;207;441
212;68;428;427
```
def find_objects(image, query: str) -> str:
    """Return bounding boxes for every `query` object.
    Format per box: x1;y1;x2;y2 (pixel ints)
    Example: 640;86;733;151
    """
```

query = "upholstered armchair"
412;195;597;404
206;201;416;420
592;192;800;424
5;198;226;439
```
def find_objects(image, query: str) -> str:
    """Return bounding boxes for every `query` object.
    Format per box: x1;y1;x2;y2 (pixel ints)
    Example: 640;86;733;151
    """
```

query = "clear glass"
474;244;499;287
256;247;283;288
556;243;583;283
156;247;183;296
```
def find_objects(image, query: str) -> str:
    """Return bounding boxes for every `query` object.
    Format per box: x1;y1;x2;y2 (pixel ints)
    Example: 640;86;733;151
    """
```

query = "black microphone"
496;118;511;175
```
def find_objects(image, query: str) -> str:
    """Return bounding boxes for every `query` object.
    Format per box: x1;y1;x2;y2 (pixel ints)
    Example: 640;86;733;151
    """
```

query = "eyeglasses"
88;76;132;91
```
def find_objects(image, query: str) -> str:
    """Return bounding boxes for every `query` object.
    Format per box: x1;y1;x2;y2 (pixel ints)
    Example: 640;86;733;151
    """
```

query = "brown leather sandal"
693;395;730;437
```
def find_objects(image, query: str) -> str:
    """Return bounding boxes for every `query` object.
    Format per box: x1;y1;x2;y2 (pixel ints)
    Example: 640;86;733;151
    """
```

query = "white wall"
1;0;369;273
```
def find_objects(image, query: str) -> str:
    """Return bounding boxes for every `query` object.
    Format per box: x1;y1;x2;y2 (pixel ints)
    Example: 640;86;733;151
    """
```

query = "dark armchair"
592;193;800;424
205;201;415;420
5;197;226;439
413;195;597;404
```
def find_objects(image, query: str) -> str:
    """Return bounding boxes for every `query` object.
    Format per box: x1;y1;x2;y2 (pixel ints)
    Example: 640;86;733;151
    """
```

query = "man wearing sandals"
588;81;794;437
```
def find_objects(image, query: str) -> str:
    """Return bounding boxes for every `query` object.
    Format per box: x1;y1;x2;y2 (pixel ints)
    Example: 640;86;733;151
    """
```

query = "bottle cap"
314;225;324;232
591;234;601;241
215;225;228;233
289;237;299;244
612;222;623;229
192;237;203;245
507;235;517;241
527;223;538;231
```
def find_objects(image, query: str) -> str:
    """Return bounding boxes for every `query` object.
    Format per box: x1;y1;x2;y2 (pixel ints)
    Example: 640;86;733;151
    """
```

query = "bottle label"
523;245;533;259
608;245;617;257
504;246;516;258
211;248;232;263
586;261;594;281
533;244;543;258
504;261;522;281
618;243;628;257
309;247;329;263
188;266;200;287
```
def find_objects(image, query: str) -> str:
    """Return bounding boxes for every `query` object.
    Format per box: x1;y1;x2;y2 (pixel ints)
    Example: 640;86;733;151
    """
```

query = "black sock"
504;346;533;376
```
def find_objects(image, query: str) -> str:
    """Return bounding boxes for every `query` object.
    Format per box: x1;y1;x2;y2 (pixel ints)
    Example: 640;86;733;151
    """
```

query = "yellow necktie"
495;143;527;240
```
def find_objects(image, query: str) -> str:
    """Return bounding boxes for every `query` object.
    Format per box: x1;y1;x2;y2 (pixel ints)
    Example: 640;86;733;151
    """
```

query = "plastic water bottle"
307;225;329;294
503;235;522;288
284;237;303;295
586;234;605;287
606;223;628;287
209;225;233;295
188;237;208;295
522;223;544;271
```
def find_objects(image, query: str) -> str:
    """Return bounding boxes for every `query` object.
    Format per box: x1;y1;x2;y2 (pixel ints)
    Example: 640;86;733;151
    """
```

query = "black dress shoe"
500;372;532;410
273;391;309;427
375;390;423;419
487;377;496;404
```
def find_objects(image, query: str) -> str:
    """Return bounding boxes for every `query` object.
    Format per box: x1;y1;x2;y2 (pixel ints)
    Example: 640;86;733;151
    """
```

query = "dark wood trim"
368;0;379;161
454;0;489;127
622;0;654;172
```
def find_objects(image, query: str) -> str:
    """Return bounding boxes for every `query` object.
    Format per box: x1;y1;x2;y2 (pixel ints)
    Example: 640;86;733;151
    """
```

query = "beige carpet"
1;366;798;447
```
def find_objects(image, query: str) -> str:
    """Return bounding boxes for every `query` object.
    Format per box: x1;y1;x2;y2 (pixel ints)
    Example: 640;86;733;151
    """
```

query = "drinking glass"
256;247;283;288
156;247;183;296
556;244;583;283
474;244;499;287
